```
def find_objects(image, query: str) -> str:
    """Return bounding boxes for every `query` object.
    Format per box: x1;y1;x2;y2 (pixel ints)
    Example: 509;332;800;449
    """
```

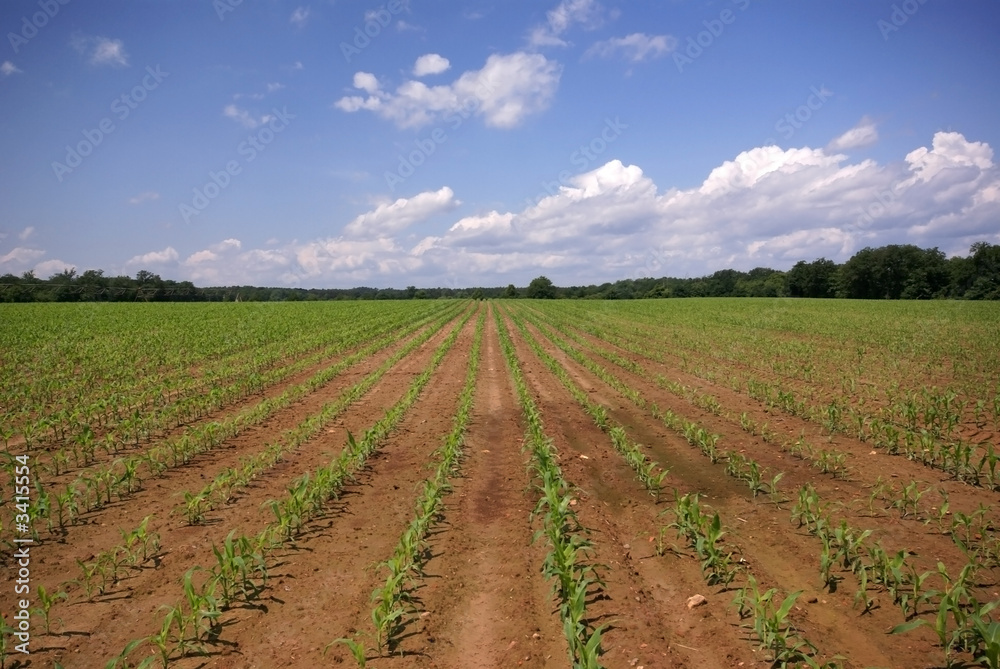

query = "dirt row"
516;305;1000;668
7;305;455;508
2;306;467;666
8;301;993;668
547;306;998;445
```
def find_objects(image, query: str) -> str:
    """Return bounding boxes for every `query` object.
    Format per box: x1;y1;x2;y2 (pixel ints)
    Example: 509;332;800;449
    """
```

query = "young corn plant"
696;512;742;588
120;515;160;566
889;480;930;519
892;564;997;666
32;584;68;634
732;576;829;667
74;558;103;601
369;575;409;654
179;567;223;651
818;535;838;592
181;491;208;525
209;530;267;608
104;637;156;669
852;563;878;615
326;637;368;668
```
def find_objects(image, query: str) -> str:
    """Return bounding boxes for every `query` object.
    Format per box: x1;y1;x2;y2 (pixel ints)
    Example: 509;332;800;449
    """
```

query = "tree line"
1;242;997;302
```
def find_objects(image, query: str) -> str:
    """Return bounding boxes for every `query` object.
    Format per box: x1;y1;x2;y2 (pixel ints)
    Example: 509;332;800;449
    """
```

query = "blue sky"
1;0;999;288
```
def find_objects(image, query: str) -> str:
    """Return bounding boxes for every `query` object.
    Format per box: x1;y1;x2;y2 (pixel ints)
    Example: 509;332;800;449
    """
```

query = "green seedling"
325;637;367;668
32;584;68;634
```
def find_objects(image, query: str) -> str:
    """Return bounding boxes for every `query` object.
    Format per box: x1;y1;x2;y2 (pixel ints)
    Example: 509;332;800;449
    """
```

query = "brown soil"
3;302;992;669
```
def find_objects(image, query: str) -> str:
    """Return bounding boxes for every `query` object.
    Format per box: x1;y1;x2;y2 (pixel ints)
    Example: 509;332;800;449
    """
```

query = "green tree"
49;267;78;302
839;245;947;299
960;241;1000;299
526;275;556;299
787;258;838;298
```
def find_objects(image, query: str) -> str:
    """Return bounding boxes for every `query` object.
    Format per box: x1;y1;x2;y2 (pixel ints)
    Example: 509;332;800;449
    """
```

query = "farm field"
1;298;1000;669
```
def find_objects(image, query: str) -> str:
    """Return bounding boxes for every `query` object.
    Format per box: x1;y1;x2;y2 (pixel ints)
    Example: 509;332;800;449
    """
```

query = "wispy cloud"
18;226;34;241
234;82;285;101
223;104;274;128
585;33;676;62
129;191;160;205
289;6;311;28
828;116;879;151
528;0;604;48
71;34;129;67
1;61;23;76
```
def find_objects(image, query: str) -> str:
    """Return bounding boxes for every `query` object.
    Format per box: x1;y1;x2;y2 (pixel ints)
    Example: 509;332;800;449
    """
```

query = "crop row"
791;483;1000;668
529;304;1000;493
495;307;606;669
0;304;462;551
2;302;452;452
502;306;669;498
510;305;854;665
531;301;999;443
5;303;450;491
105;306;474;667
176;304;468;523
334;308;485;666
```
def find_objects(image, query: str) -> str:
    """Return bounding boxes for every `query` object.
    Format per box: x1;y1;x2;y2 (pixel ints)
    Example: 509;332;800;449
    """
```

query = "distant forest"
1;242;998;302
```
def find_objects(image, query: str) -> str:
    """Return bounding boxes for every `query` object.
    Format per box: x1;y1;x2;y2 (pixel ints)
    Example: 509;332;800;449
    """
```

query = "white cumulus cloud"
105;131;1000;289
125;247;179;267
35;259;75;277
413;53;451;77
344;187;459;238
828;116;879;151
0;247;45;267
336;52;562;129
